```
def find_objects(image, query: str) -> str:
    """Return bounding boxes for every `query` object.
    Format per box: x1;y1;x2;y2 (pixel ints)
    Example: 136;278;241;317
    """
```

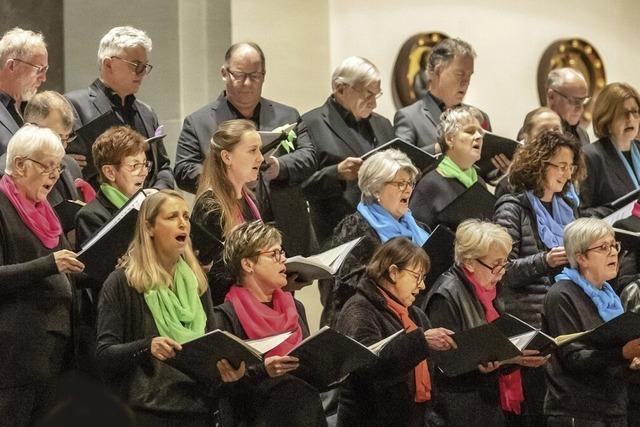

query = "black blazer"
302;97;394;241
174;93;318;256
580;137;640;217
65;79;175;190
0;102;19;155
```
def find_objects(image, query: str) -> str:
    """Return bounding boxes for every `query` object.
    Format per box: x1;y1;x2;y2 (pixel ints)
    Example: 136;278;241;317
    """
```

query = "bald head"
546;68;589;126
221;42;266;117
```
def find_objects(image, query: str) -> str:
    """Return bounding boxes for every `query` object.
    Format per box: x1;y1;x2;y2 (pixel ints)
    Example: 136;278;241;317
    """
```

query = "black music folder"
422;225;455;288
362;138;441;174
439;183;497;227
68;111;122;179
285;237;362;282
53;199;85;233
613;227;640;252
476;133;520;177
606;188;640;210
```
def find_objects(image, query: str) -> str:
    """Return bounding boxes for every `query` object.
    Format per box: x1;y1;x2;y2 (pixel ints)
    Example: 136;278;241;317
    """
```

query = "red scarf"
463;269;524;414
0;174;61;248
380;287;431;402
75;178;96;203
225;285;303;357
632;201;640;218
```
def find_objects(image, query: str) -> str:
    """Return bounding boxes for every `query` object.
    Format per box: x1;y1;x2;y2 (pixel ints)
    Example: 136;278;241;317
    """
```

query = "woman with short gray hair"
544;217;640;425
320;149;428;327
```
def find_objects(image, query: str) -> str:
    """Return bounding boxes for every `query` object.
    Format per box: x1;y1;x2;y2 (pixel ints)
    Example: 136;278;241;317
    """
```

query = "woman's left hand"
424;327;457;351
506;349;549;368
217;359;246;382
283;273;311;292
264;355;299;378
491;154;512;174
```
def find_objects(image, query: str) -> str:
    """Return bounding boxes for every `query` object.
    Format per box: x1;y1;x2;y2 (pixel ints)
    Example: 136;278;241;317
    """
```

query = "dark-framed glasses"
545;161;577;175
111;56;153;75
386;180;416;192
25;157;65;175
476;258;508;275
403;268;425;287
584;241;621;255
12;58;49;74
225;67;265;83
352;85;383;102
122;160;152;176
59;132;77;145
551;88;590;107
253;248;286;262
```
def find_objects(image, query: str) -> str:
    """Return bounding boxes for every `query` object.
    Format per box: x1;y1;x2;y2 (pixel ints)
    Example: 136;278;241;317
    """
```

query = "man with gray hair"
301;56;394;242
0;27;48;153
66;26;174;190
394;37;491;154
546;67;590;145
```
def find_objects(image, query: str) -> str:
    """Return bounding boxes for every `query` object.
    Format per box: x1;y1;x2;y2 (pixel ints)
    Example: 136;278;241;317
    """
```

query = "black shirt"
226;98;261;127
330;97;375;152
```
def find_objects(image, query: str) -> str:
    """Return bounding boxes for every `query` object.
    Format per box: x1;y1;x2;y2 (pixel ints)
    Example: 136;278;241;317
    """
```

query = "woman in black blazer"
580;82;640;217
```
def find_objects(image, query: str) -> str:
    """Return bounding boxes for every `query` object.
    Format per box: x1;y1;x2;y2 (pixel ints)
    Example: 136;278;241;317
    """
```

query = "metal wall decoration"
537;38;606;125
392;32;449;109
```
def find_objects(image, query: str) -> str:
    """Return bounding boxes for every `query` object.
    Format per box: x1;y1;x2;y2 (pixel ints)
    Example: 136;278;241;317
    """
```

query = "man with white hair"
0;27;48;153
301;56;394;242
546;67;591;145
66;26;174;190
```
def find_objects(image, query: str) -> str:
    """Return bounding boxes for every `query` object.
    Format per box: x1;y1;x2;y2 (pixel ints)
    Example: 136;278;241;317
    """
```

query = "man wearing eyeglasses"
66;26;174;191
175;42;318;257
0;27;48;154
301;56;394;243
546;68;591;146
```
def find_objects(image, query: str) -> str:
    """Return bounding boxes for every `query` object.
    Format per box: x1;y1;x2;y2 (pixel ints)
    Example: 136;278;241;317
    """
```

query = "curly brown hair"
508;130;586;197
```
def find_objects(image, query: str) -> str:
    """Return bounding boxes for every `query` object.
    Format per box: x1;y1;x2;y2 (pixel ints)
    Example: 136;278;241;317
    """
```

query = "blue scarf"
357;202;429;246
555;267;624;322
614;141;640;189
525;191;575;249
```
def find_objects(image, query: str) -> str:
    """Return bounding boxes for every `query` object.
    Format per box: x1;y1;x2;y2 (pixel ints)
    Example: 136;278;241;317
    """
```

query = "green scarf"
436;155;478;188
144;258;207;343
100;183;129;209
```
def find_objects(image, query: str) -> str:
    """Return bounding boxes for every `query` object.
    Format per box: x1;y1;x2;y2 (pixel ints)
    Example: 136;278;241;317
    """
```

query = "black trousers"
546;415;627;427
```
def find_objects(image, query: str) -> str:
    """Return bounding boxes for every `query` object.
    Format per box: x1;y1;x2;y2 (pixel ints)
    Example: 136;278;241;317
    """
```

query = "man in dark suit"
66;26;174;190
0;28;48;153
174;42;317;256
394;38;492;155
302;56;394;243
546;67;591;146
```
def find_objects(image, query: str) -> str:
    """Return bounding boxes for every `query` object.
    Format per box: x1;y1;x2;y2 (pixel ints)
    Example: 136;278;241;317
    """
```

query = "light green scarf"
144;258;207;343
100;183;129;209
436;155;478;189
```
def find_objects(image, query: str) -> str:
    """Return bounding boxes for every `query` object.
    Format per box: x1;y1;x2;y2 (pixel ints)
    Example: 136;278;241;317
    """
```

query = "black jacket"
493;192;568;327
543;279;629;420
75;189;119;249
335;277;434;427
301;98;394;242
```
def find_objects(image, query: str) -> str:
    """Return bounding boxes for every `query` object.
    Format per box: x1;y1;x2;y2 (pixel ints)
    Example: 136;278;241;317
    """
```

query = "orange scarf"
381;288;431;402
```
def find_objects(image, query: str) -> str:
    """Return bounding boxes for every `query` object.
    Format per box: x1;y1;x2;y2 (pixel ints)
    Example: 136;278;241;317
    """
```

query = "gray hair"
454;219;512;265
436;105;481;153
427;38;475;81
24;91;75;131
564;218;614;269
331;56;381;92
97;26;152;68
358;148;419;204
0;27;46;69
547;67;586;91
5;125;64;175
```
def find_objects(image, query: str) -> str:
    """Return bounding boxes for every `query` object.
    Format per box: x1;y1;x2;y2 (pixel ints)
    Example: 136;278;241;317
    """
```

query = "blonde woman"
96;190;216;426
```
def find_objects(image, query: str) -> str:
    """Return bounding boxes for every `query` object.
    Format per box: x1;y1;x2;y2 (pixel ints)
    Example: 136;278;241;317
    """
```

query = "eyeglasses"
351;85;383;102
111;56;153;75
225;68;265;83
619;108;640;119
584;241;621;255
386;180;416;192
59;132;77;145
25;157;65;175
120;160;152;176
12;58;49;74
551;88;590;107
546;161;577;175
476;258;508;275
403;268;425;287
253;248;286;262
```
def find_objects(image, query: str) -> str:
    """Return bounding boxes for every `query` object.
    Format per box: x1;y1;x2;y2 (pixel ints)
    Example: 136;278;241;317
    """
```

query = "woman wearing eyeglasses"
409;105;492;231
212;220;326;426
544;218;640;426
580;82;640;218
321;148;429;328
424;219;547;427
336;237;455;427
493;130;585;425
0;125;85;425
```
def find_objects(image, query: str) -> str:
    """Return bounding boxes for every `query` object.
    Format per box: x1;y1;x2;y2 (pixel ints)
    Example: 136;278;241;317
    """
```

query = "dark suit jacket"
174;93;318;256
0;102;19;155
580;137;640;217
65;79;175;190
302;97;394;241
393;94;491;154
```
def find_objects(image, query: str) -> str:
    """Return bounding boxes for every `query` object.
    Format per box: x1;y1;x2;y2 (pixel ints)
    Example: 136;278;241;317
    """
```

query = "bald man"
546;67;591;145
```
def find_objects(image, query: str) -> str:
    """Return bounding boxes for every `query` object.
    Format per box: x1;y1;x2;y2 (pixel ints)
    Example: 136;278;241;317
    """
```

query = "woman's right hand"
546;247;568;268
150;336;182;361
623;337;640;360
54;249;85;273
478;361;501;374
264;355;299;378
217;359;246;382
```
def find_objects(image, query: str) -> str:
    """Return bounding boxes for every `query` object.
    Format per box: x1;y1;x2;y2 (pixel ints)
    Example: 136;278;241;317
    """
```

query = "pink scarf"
226;285;303;357
235;190;261;224
75;178;96;203
632;201;640;218
0;174;61;248
463;269;524;415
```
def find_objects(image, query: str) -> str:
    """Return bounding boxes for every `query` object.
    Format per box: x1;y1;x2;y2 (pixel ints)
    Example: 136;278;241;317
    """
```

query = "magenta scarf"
225;285;303;357
235;190;261;224
463;269;524;415
0;174;61;248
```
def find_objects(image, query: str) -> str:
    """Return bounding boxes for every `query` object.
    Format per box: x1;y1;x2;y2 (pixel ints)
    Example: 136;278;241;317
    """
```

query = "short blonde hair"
24;91;75;131
564;218;614;269
454;219;512;265
437;105;480;154
0;27;46;68
358;149;419;204
592;82;640;139
5;125;64;175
